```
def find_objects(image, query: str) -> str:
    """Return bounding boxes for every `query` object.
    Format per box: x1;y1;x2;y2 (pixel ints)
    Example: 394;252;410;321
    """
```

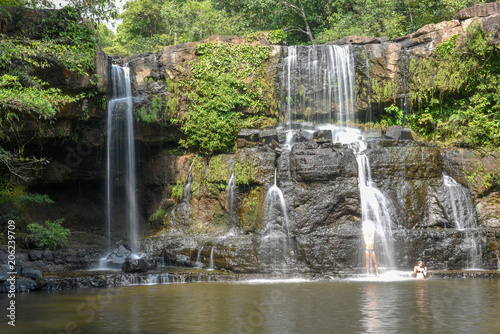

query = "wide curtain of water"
3;279;500;333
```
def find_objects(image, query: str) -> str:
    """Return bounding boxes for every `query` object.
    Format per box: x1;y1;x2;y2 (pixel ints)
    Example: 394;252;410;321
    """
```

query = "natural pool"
3;276;500;333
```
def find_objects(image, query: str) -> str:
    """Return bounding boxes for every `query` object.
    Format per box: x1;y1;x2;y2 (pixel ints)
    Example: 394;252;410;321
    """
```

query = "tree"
161;0;242;44
0;3;102;181
212;0;323;43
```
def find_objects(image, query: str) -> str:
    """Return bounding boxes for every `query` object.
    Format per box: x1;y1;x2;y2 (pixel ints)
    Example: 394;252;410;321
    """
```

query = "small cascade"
263;170;290;235
208;246;215;270
281;45;355;126
195;246;204;268
443;174;482;269
106;64;139;253
148;273;171;285
227;172;238;233
363;45;372;123
443;175;476;229
169;173;193;227
352;134;396;270
260;169;295;271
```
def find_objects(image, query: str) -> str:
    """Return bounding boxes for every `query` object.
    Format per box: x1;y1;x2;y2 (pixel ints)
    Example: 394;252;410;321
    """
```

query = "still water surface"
2;277;500;333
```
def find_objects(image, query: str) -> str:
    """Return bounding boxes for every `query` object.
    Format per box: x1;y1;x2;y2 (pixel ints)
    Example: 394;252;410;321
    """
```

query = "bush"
27;219;70;250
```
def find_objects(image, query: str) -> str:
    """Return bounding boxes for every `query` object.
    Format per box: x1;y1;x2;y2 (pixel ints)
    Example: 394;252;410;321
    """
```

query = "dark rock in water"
22;268;43;280
122;258;148;273
103;245;132;269
122;253;157;273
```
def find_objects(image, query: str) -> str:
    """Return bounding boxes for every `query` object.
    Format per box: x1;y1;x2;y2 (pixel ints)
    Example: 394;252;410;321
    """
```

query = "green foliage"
18;192;54;205
137;95;164;123
409;23;500;147
382;104;411;126
178;42;275;154
150;208;166;221
315;0;486;43
188;155;230;196
0;6;99;180
234;159;255;186
267;30;287;44
27;218;70;249
169;181;185;201
95;23;115;49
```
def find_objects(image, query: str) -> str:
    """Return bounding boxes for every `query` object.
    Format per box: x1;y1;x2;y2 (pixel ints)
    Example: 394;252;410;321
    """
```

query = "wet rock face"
283;142;360;233
365;141;445;228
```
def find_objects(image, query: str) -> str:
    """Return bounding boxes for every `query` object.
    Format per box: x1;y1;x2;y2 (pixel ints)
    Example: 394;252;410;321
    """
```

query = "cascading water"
208;246;215;270
280;44;396;271
263;169;290;235
281;45;355;125
195;245;204;268
443;175;476;229
353;137;396;270
227;172;238;233
443;175;482;269
260;169;295;271
106;64;139;254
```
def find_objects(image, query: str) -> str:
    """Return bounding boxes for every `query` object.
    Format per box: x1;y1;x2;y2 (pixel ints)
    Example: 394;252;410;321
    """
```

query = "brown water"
2;277;500;333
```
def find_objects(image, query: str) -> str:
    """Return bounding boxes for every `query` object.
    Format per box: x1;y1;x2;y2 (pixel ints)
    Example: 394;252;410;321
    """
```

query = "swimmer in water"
413;260;428;279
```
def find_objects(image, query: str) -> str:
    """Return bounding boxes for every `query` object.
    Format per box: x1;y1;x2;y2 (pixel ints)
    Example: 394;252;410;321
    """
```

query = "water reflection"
2;279;500;333
361;284;382;333
413;282;430;331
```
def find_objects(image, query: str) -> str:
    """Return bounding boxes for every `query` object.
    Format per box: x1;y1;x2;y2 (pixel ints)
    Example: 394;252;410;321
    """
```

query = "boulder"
21;268;43;280
453;3;500;20
259;129;278;144
122;258;149;273
385;126;413;140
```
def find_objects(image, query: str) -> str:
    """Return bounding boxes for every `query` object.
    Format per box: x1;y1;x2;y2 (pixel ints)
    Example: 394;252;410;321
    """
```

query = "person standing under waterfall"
363;220;379;275
413;261;428;279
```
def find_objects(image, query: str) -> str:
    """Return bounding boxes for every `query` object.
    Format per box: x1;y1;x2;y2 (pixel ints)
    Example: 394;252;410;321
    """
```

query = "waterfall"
443;175;481;268
326;127;396;270
356;148;396;269
263;170;290;235
106;64;139;253
227;172;238;232
363;46;372;123
443;175;476;229
281;45;355;126
260;169;295;271
208;246;215;270
195;246;204;268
